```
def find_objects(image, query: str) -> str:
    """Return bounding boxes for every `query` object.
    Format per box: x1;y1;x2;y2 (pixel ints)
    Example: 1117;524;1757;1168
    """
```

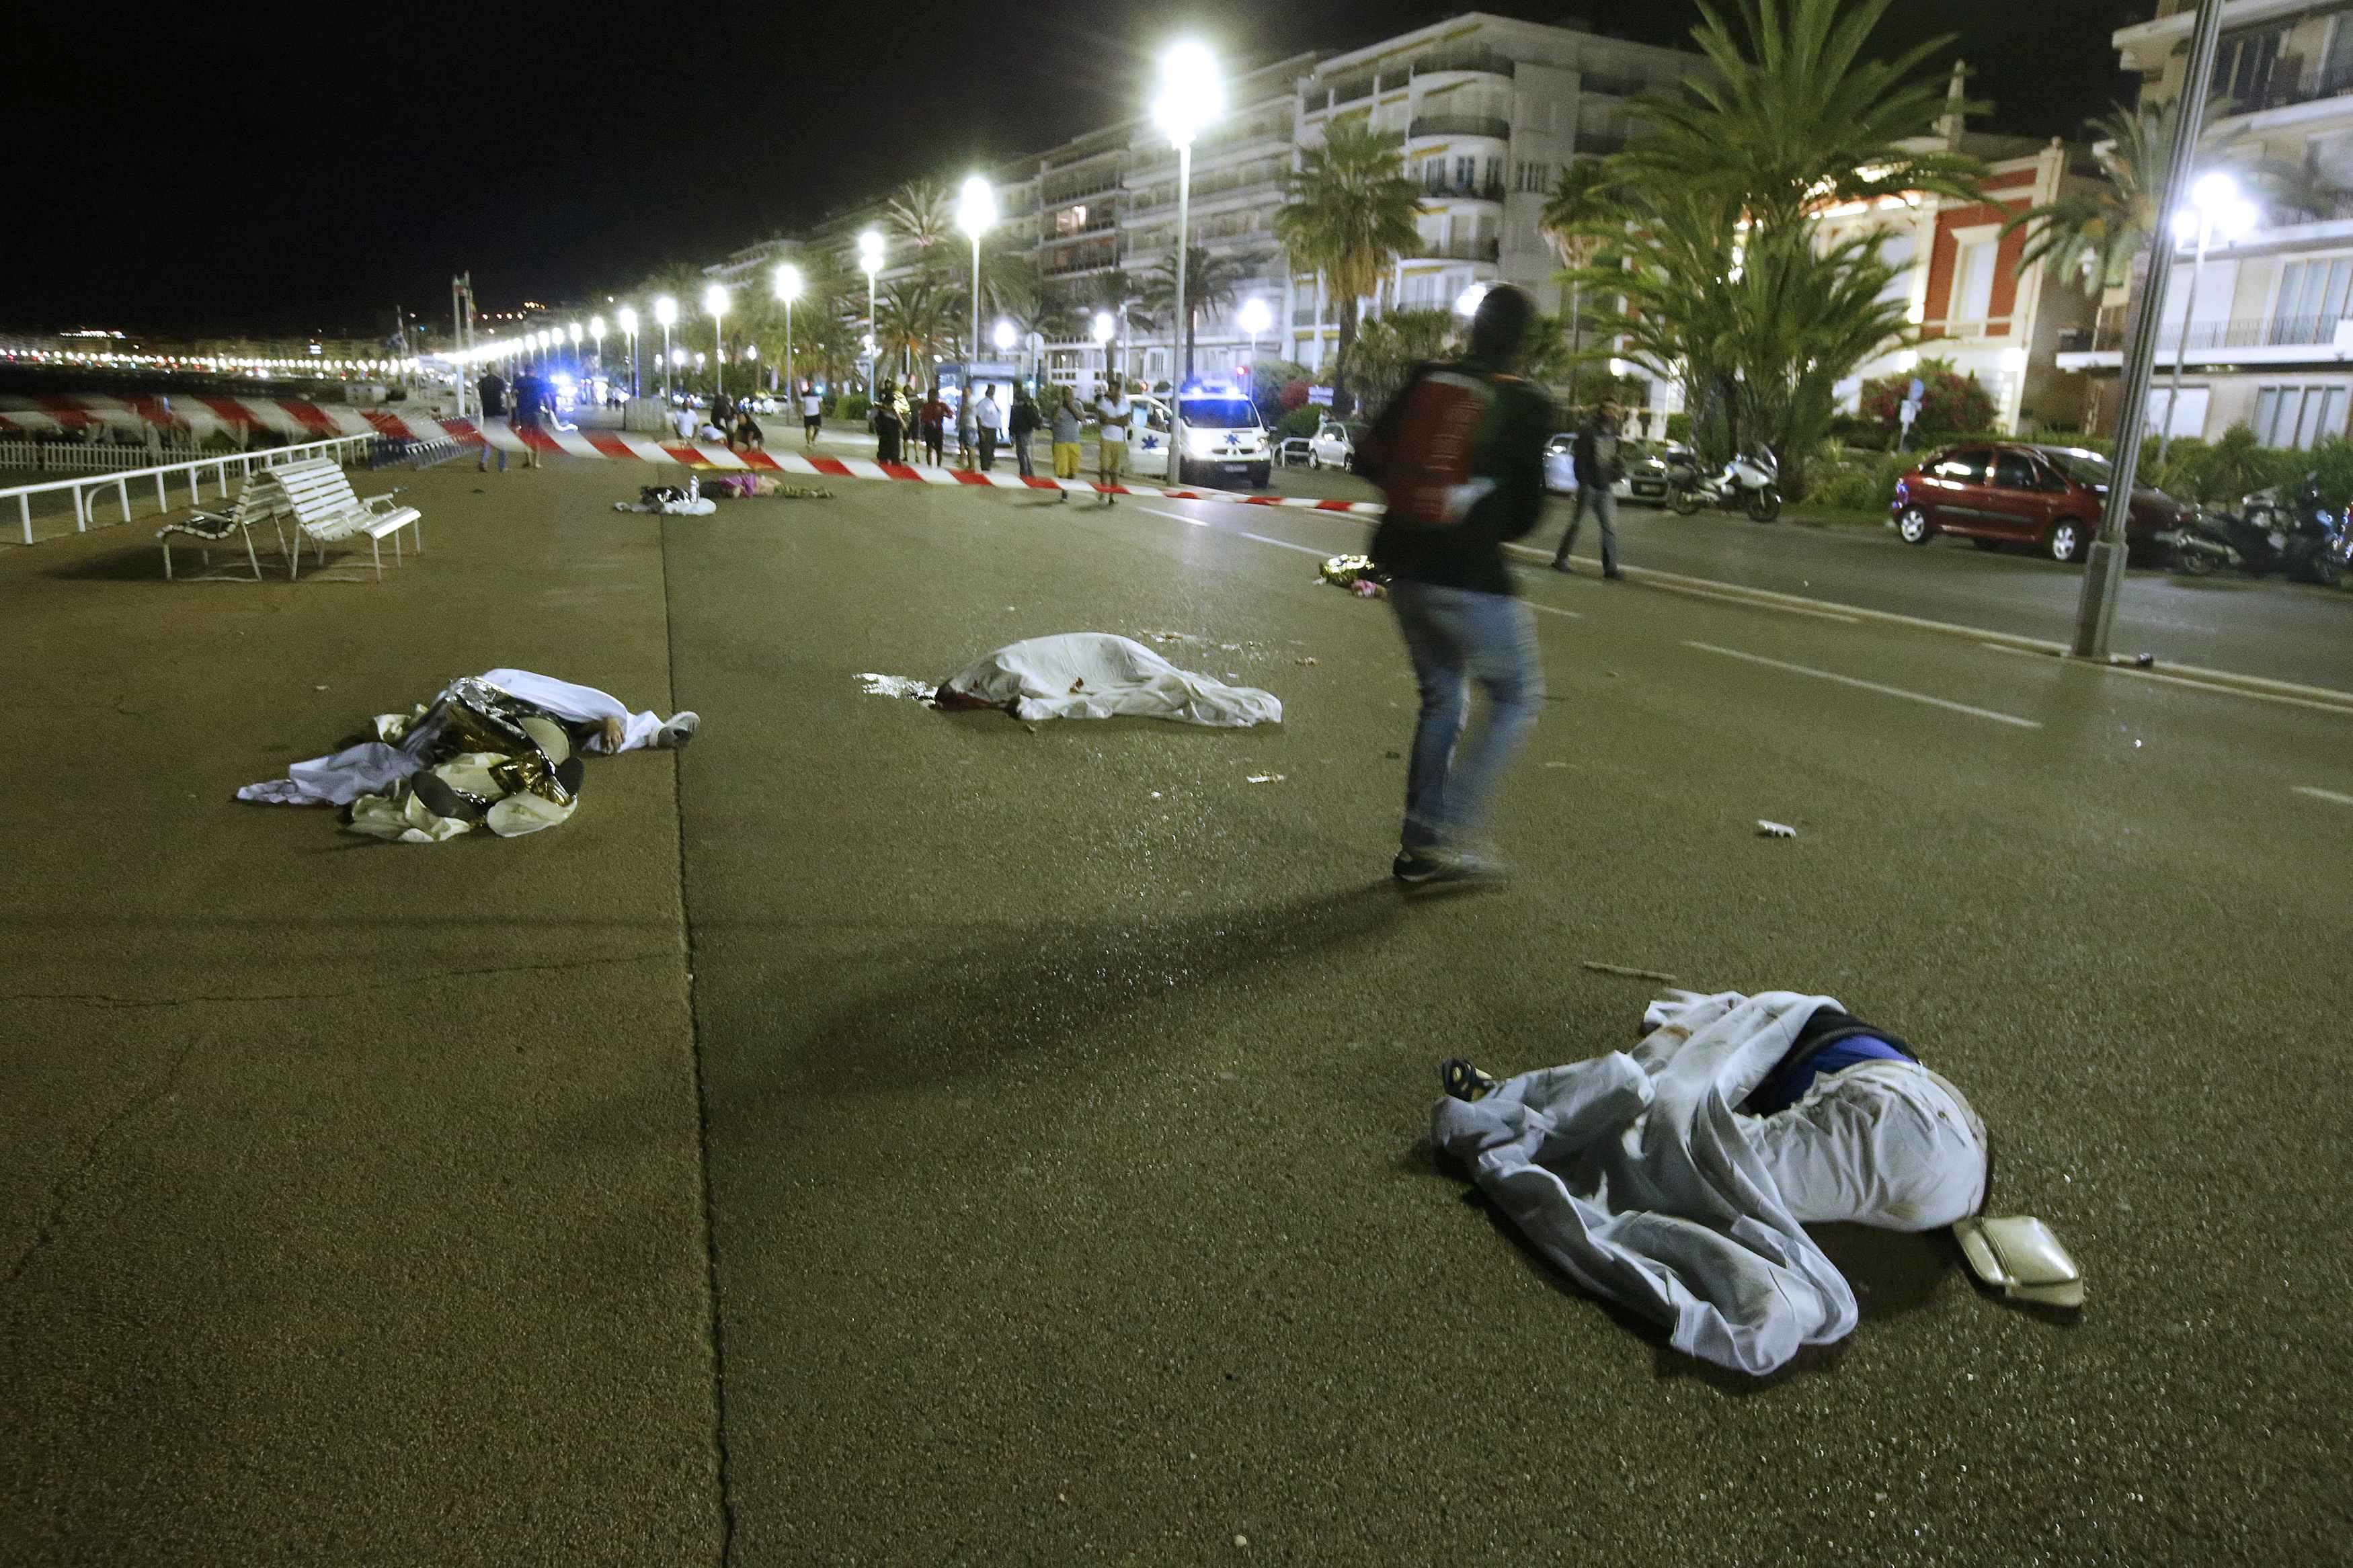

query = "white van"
1126;382;1273;488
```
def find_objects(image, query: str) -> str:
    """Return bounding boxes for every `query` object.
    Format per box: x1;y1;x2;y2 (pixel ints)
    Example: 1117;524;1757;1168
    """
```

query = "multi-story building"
2058;0;2353;447
706;12;1700;404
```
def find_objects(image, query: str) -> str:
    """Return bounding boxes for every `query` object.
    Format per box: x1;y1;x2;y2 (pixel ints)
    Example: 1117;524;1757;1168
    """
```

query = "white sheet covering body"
1431;989;1986;1376
236;669;668;808
938;634;1281;727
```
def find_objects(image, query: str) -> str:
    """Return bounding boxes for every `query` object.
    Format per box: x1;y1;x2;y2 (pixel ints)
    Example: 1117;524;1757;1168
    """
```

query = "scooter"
1667;448;1782;522
2171;476;2344;585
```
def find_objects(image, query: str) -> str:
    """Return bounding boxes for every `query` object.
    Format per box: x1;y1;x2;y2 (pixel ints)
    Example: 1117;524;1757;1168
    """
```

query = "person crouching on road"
1050;387;1083;501
732;407;765;452
1359;282;1553;892
1552;399;1625;579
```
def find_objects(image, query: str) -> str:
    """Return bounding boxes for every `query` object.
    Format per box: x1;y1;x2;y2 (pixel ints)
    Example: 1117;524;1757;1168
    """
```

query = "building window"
1454;155;1476;188
1948;236;1997;331
1056;205;1088;235
2271;256;2353;343
2251;383;2350;449
2212;27;2286;108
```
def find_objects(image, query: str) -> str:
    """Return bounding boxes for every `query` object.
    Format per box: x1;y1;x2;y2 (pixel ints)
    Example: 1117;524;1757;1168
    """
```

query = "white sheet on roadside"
936;633;1281;727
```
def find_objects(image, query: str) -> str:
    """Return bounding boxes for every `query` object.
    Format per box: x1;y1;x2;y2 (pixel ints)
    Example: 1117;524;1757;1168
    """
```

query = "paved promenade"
3;456;2345;1564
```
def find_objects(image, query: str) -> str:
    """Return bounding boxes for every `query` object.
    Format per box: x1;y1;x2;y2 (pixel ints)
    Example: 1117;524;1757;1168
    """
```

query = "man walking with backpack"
1359;284;1553;891
1552;398;1625;578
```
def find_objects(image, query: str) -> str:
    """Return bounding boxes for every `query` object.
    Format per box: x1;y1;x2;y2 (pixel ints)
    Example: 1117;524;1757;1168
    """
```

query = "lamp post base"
2069;537;2130;660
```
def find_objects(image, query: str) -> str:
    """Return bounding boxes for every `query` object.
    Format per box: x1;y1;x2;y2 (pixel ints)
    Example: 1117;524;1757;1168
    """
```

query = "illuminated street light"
703;282;730;400
2159;170;2260;461
1453;282;1490;318
1154;41;1225;381
1238;295;1271;374
589;314;606;394
858;229;885;399
957;176;996;382
654;295;678;401
774;262;803;399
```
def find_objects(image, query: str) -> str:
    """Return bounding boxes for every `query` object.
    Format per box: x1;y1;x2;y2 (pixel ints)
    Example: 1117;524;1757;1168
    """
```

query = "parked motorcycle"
2171;475;2344;585
1667;448;1782;522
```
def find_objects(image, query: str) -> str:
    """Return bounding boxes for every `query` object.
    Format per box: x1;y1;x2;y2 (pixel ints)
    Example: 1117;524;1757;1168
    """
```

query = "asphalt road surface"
1263;465;2353;696
5;458;2348;1565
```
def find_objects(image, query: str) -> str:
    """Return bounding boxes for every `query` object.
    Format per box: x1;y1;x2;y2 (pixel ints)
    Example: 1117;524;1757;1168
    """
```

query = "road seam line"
2293;785;2353;806
1683;640;2042;728
1981;641;2353;718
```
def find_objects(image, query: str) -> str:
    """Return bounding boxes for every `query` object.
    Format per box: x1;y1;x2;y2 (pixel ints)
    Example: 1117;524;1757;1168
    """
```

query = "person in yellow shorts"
1050;386;1084;503
1094;381;1131;506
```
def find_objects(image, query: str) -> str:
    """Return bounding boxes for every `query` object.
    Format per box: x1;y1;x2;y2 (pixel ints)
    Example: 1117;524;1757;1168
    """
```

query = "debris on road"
613;476;716;515
1581;960;1678;983
1757;819;1798;838
1245;774;1285;784
1295;656;1318;666
934;634;1282;727
858;673;937;704
237;669;696;843
1320;554;1390;597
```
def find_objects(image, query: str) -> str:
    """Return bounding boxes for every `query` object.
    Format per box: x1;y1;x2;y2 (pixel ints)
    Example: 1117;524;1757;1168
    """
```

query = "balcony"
1044;173;1123;206
1293;307;1322;326
2217;54;2353;118
2090;311;2353;353
1415;237;1501;263
1406;44;1518;81
1419;175;1506;202
1409;113;1511;142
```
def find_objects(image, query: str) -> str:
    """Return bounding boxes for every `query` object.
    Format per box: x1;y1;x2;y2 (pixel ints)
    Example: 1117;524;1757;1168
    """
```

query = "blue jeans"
1555;482;1616;572
1389;579;1544;850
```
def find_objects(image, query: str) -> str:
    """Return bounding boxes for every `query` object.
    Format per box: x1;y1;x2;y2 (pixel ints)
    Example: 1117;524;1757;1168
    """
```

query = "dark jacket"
1008;397;1039;436
1361;359;1553;595
1573;413;1624;487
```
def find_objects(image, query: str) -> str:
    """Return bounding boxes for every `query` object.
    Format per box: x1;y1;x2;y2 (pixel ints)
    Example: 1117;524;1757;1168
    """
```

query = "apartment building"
1819;124;2104;434
2057;0;2353;446
707;12;1700;400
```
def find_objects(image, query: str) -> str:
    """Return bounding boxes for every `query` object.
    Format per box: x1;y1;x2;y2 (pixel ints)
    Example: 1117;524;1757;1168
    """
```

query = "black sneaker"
1392;848;1445;884
1550;557;1574;573
1439;1058;1501;1102
1392;847;1508;892
1601;568;1624;580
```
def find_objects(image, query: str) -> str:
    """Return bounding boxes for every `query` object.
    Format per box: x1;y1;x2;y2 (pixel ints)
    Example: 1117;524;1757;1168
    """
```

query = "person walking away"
511;368;546;469
1093;381;1130;505
1552;399;1625;579
800;381;824;450
1358;283;1553;890
918;386;948;466
1008;386;1039;479
1050;387;1083;501
475;368;508;472
974;383;1003;472
874;380;904;462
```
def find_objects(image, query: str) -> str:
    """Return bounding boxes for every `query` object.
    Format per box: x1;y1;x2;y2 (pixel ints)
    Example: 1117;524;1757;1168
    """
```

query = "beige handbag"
1953;1215;2084;1309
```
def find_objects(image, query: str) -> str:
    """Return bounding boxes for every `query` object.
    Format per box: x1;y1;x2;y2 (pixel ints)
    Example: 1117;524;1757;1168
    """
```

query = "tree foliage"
1545;0;1988;495
1273;122;1426;417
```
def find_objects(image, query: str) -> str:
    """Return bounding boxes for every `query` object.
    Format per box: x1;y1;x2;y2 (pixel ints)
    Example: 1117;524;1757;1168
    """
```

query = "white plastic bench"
156;470;288;581
272;456;422;581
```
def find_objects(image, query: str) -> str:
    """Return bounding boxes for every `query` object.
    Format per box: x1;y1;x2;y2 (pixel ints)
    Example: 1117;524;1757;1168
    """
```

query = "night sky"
5;0;2141;338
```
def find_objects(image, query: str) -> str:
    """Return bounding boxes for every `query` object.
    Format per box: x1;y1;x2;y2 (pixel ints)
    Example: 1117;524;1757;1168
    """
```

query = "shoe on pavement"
1602;568;1624;580
1392;846;1509;893
1550;557;1574;573
655;711;701;750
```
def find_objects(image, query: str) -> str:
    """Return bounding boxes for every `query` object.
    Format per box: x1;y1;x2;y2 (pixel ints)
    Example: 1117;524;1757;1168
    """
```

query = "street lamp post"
589;315;605;395
2073;0;2229;662
992;318;1018;391
617;306;639;398
1154;42;1225;384
1092;310;1116;389
1238;296;1270;378
858;229;885;402
2159;171;2258;462
773;262;803;407
653;296;678;402
957;175;996;400
703;282;729;402
567;321;582;378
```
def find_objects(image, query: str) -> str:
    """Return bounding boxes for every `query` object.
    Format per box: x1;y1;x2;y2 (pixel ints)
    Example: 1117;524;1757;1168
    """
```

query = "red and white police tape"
0;395;1388;515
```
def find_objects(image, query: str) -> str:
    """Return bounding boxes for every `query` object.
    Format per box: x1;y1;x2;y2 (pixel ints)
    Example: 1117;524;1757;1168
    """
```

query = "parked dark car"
1890;443;2186;563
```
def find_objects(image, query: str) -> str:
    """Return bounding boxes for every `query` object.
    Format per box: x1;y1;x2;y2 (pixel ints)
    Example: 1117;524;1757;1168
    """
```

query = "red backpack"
1373;369;1506;527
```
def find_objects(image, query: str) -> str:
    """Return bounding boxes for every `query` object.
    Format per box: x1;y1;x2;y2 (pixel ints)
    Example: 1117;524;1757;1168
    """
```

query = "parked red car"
1890;443;2187;563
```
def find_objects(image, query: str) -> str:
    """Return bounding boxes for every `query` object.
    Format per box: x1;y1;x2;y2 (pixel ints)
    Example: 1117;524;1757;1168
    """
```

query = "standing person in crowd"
1049;386;1083;502
918;386;949;467
1008;385;1040;479
1357;283;1553;891
1552;398;1626;579
1093;380;1130;505
873;380;904;462
510;366;546;469
955;388;978;469
475;367;508;473
800;381;824;450
973;383;1003;473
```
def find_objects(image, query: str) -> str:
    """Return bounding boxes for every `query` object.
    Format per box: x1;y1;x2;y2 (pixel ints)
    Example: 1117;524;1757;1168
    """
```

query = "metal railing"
2220;55;2353;116
1416;237;1501;262
1410;114;1511;142
2087;310;2353;352
1419;175;1507;201
1;432;377;546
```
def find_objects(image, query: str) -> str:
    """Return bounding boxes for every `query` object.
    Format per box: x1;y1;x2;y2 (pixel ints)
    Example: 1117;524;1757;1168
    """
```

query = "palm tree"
1138;245;1263;374
1273;120;1425;416
877;275;958;384
883;179;957;274
1540;159;1622;402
